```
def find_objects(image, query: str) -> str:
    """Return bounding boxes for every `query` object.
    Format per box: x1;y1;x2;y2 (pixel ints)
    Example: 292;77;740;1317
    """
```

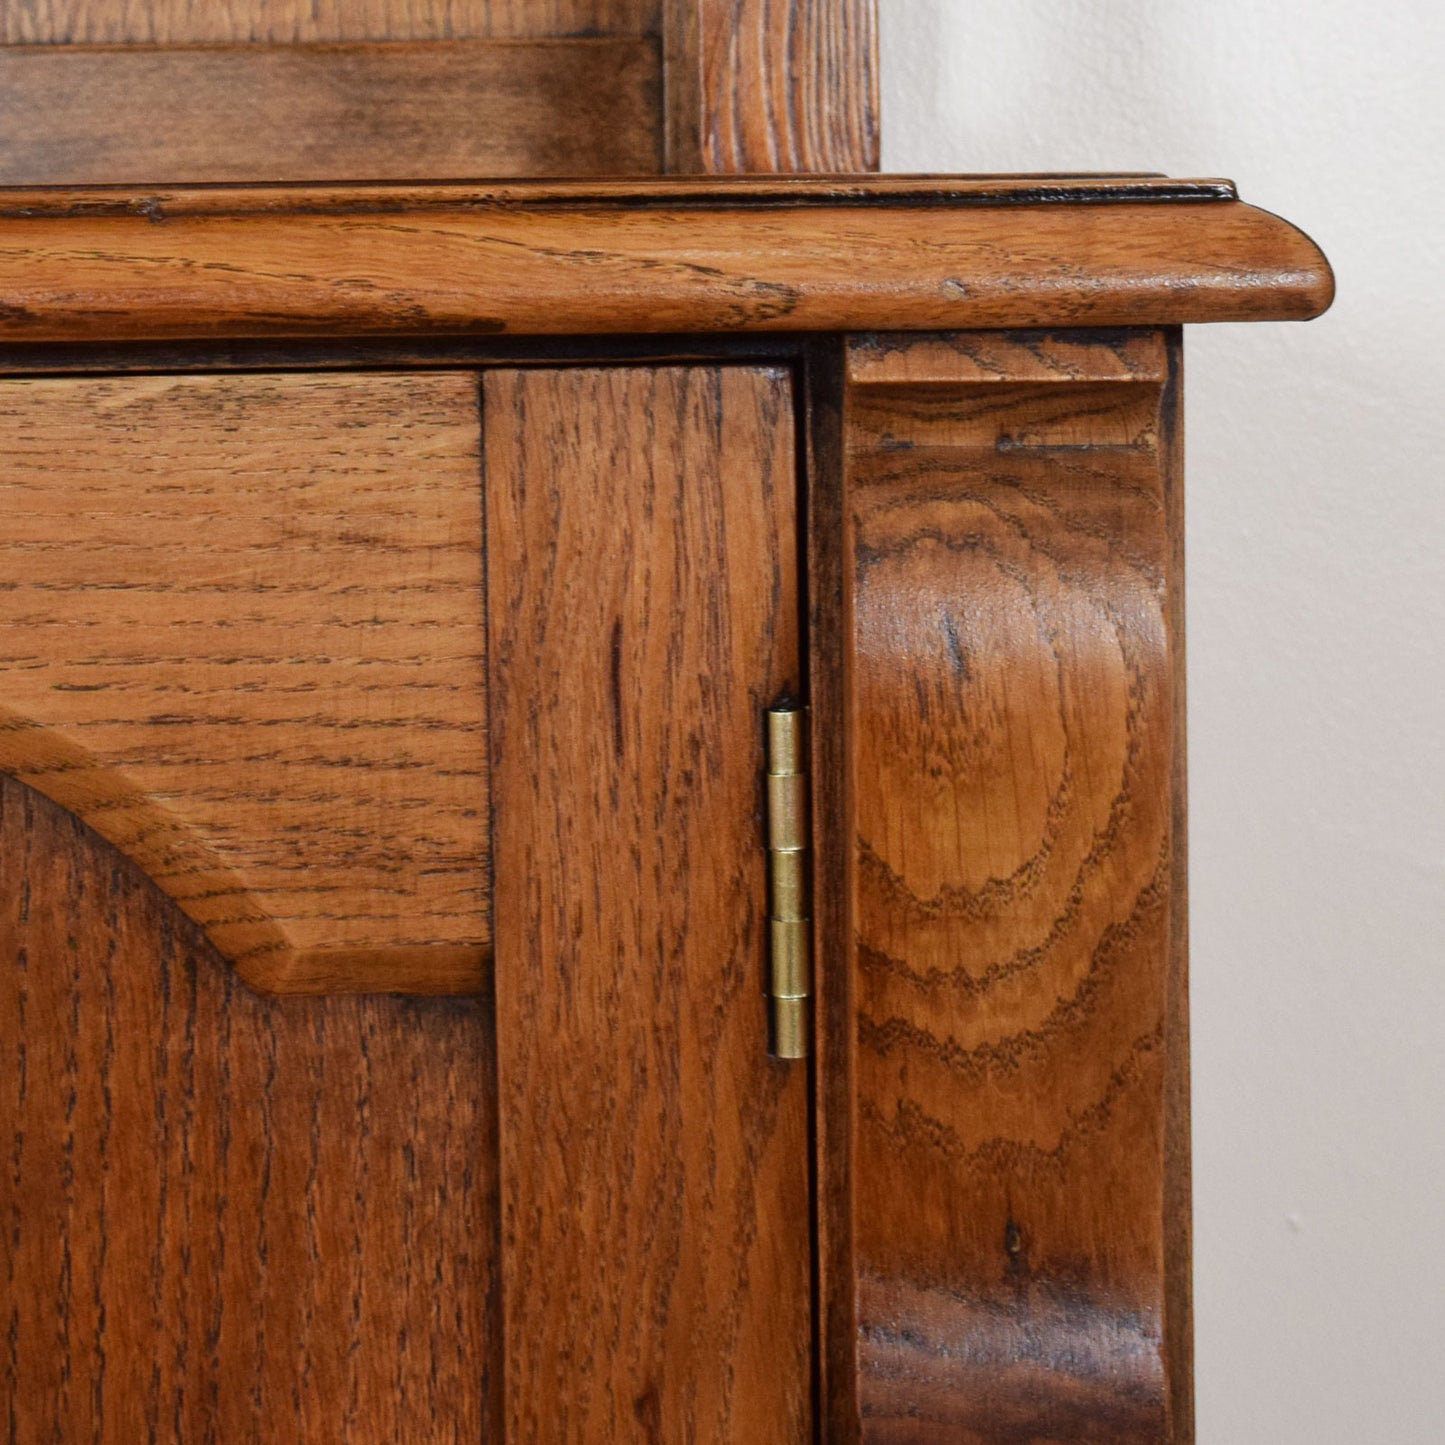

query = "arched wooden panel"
0;772;497;1442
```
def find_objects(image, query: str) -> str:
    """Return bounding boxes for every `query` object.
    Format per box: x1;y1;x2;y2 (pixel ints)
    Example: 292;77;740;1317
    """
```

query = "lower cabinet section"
0;335;1190;1442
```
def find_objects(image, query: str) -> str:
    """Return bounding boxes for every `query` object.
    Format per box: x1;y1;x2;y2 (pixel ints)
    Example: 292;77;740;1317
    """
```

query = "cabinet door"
0;363;810;1442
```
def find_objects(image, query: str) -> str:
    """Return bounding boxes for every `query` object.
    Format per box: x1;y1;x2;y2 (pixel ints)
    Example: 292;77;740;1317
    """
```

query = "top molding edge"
0;176;1333;342
0;175;1238;219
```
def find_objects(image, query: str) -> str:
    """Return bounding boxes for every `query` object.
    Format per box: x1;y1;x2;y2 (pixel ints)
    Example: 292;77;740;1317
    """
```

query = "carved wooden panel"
485;365;813;1443
843;331;1190;1442
0;772;495;1443
0;372;488;995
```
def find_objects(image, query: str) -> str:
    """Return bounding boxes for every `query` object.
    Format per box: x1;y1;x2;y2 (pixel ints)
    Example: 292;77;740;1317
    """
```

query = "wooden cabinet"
0;177;1331;1442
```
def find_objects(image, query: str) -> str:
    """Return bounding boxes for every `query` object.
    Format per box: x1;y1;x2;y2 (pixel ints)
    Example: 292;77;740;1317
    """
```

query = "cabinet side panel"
0;773;496;1443
486;366;812;1445
844;331;1185;1442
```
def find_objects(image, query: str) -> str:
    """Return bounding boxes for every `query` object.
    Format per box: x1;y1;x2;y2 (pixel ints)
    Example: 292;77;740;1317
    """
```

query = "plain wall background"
881;5;1444;1441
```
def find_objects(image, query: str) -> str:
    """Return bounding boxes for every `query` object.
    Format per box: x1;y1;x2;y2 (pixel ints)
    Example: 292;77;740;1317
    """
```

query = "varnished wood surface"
0;0;659;42
664;0;878;171
843;331;1188;1442
0;39;662;184
0;772;495;1442
0;371;489;995
0;180;1334;342
486;366;813;1443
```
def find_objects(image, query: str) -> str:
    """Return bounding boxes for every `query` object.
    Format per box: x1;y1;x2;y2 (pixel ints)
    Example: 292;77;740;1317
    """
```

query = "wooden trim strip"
0;185;1332;343
0;175;1238;219
0;39;663;186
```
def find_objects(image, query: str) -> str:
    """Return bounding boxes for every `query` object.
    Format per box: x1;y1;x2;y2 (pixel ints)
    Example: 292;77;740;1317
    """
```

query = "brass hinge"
766;703;811;1060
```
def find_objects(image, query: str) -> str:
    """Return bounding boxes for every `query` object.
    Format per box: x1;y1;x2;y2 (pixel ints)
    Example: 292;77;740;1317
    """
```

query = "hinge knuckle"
769;847;809;922
766;772;808;852
766;703;811;1060
770;918;812;997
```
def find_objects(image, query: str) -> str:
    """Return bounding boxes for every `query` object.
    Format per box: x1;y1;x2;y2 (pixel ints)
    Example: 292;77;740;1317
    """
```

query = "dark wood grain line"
0;176;1237;219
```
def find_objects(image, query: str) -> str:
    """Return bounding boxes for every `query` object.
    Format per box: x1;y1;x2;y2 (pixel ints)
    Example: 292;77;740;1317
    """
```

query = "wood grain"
485;365;812;1444
0;372;489;995
0;0;659;42
0;39;662;184
664;0;878;171
0;181;1335;343
0;771;495;1442
843;331;1189;1442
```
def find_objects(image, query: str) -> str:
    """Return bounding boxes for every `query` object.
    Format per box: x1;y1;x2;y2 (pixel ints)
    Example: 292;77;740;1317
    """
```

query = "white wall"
881;5;1445;1441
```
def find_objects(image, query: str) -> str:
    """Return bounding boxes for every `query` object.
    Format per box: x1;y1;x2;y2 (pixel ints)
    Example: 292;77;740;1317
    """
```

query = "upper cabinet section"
0;0;878;182
0;177;1332;344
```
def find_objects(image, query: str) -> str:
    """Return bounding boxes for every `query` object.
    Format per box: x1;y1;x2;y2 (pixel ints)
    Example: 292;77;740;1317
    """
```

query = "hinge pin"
766;705;811;1059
